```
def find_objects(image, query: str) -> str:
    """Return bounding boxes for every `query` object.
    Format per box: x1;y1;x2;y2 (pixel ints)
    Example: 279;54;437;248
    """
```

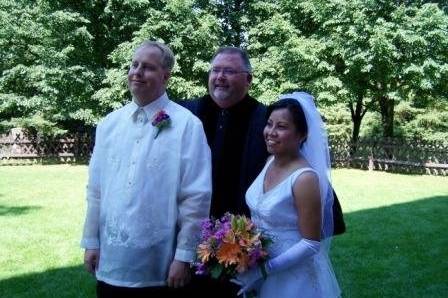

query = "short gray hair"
136;41;175;71
211;47;252;73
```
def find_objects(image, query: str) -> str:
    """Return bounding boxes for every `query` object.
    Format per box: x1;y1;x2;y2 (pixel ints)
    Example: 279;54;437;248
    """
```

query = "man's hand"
84;249;100;275
167;260;191;288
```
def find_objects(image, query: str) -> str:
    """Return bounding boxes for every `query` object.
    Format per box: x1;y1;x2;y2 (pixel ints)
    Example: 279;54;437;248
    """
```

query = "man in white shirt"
81;41;212;297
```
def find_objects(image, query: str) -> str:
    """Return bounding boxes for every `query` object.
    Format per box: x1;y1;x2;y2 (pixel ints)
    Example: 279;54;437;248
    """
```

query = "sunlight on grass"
0;165;447;297
332;169;448;213
330;169;448;298
0;165;90;296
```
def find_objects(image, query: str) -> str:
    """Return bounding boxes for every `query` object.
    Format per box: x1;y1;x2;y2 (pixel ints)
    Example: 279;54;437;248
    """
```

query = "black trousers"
97;281;188;298
184;274;239;298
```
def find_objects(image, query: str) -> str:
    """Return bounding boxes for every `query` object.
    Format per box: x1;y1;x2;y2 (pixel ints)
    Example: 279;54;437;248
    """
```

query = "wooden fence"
1;130;447;175
0;130;93;165
330;138;448;175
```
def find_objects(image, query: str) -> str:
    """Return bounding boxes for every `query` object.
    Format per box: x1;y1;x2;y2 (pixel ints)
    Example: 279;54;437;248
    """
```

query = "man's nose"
216;70;226;80
132;65;143;76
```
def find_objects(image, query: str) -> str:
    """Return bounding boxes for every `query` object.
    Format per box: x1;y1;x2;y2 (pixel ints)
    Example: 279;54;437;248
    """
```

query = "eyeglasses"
209;67;249;76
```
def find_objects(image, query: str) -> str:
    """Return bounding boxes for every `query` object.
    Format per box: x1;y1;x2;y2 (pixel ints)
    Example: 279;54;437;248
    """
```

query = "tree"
93;0;222;109
0;0;96;135
246;0;448;145
0;0;272;135
195;0;251;47
313;0;448;139
1;0;446;142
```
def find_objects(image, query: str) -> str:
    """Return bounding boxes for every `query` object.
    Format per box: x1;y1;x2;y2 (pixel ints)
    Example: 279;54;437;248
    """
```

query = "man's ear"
246;73;253;85
163;70;171;85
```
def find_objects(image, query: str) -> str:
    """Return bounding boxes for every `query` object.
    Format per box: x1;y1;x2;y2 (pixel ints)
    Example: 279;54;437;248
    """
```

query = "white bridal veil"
278;91;334;240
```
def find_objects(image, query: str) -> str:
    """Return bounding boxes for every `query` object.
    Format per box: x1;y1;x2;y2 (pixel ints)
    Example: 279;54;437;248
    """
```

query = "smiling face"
264;108;305;156
128;46;170;105
208;53;252;108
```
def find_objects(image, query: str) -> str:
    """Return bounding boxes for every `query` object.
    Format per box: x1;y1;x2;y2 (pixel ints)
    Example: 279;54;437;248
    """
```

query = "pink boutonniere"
152;110;171;139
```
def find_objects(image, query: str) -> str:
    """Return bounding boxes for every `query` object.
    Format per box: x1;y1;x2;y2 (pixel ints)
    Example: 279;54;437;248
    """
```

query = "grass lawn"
0;165;447;297
0;165;94;297
331;170;448;297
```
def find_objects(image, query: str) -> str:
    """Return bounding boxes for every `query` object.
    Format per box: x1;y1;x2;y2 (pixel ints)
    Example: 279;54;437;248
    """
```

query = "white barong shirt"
81;93;212;287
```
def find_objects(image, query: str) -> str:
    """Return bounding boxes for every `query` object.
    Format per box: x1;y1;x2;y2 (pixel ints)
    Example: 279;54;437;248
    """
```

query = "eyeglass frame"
209;67;250;76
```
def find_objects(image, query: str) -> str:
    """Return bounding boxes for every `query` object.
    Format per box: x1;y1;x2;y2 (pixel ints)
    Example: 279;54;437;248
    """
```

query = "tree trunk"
349;95;368;156
379;95;394;138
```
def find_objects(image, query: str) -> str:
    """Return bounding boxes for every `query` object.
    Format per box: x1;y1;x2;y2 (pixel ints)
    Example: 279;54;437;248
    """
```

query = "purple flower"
201;219;214;239
220;212;232;223
195;213;271;280
248;248;263;267
194;263;208;275
214;228;227;240
151;110;171;139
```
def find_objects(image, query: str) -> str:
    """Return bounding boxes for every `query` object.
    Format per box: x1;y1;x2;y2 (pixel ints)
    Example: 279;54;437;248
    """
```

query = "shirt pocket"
105;149;122;172
145;139;178;172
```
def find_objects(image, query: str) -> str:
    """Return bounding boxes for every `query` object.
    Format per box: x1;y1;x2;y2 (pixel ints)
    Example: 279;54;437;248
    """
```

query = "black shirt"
201;95;263;217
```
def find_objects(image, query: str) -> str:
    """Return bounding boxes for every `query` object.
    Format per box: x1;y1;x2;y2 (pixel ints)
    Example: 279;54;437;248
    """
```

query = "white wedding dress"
245;158;341;298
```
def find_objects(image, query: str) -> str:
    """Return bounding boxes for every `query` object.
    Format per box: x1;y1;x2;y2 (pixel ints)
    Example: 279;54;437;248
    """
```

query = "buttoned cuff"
174;248;196;263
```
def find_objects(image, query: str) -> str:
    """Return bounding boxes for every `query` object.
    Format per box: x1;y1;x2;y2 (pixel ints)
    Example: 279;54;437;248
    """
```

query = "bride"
232;92;341;297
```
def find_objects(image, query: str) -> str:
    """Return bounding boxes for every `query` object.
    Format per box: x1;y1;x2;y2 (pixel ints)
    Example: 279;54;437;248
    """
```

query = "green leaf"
210;264;223;279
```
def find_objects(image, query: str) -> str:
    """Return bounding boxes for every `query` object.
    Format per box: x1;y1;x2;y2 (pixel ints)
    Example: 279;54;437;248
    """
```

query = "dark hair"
211;47;252;73
266;98;308;139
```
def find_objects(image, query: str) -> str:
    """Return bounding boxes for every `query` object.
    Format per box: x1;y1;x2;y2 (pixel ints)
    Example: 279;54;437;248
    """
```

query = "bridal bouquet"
195;213;271;280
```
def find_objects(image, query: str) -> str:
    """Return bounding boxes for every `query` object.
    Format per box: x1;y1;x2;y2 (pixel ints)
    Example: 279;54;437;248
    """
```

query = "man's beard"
212;88;231;102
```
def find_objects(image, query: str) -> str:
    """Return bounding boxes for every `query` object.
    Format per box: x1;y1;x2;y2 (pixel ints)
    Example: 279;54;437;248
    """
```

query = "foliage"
246;0;448;142
395;100;448;144
0;0;97;135
93;0;221;108
316;1;448;139
358;100;448;144
320;103;352;141
0;0;447;141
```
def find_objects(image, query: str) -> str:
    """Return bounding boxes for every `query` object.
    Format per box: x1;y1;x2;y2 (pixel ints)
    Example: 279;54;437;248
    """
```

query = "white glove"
230;265;265;296
230;238;319;296
266;238;320;274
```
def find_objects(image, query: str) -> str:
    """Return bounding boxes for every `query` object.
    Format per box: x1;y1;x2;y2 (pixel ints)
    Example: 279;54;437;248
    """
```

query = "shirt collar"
205;93;255;115
128;93;170;120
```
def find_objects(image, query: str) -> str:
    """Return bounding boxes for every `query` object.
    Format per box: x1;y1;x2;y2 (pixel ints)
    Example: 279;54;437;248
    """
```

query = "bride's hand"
230;266;264;296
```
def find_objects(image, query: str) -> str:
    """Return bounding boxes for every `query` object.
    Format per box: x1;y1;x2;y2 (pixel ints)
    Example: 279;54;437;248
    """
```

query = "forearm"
176;119;212;261
176;186;211;261
80;147;101;249
266;238;320;274
80;192;100;249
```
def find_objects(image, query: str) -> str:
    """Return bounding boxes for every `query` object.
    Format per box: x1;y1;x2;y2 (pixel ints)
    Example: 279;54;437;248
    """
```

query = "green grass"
0;166;447;297
331;169;448;297
0;165;95;297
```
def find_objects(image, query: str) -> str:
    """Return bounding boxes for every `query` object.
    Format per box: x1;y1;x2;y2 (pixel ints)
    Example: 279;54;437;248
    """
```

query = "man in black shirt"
182;47;267;220
181;47;266;298
181;47;345;298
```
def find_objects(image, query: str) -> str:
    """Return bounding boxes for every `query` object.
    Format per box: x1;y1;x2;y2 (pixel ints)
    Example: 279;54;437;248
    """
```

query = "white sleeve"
175;117;212;262
80;125;102;249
